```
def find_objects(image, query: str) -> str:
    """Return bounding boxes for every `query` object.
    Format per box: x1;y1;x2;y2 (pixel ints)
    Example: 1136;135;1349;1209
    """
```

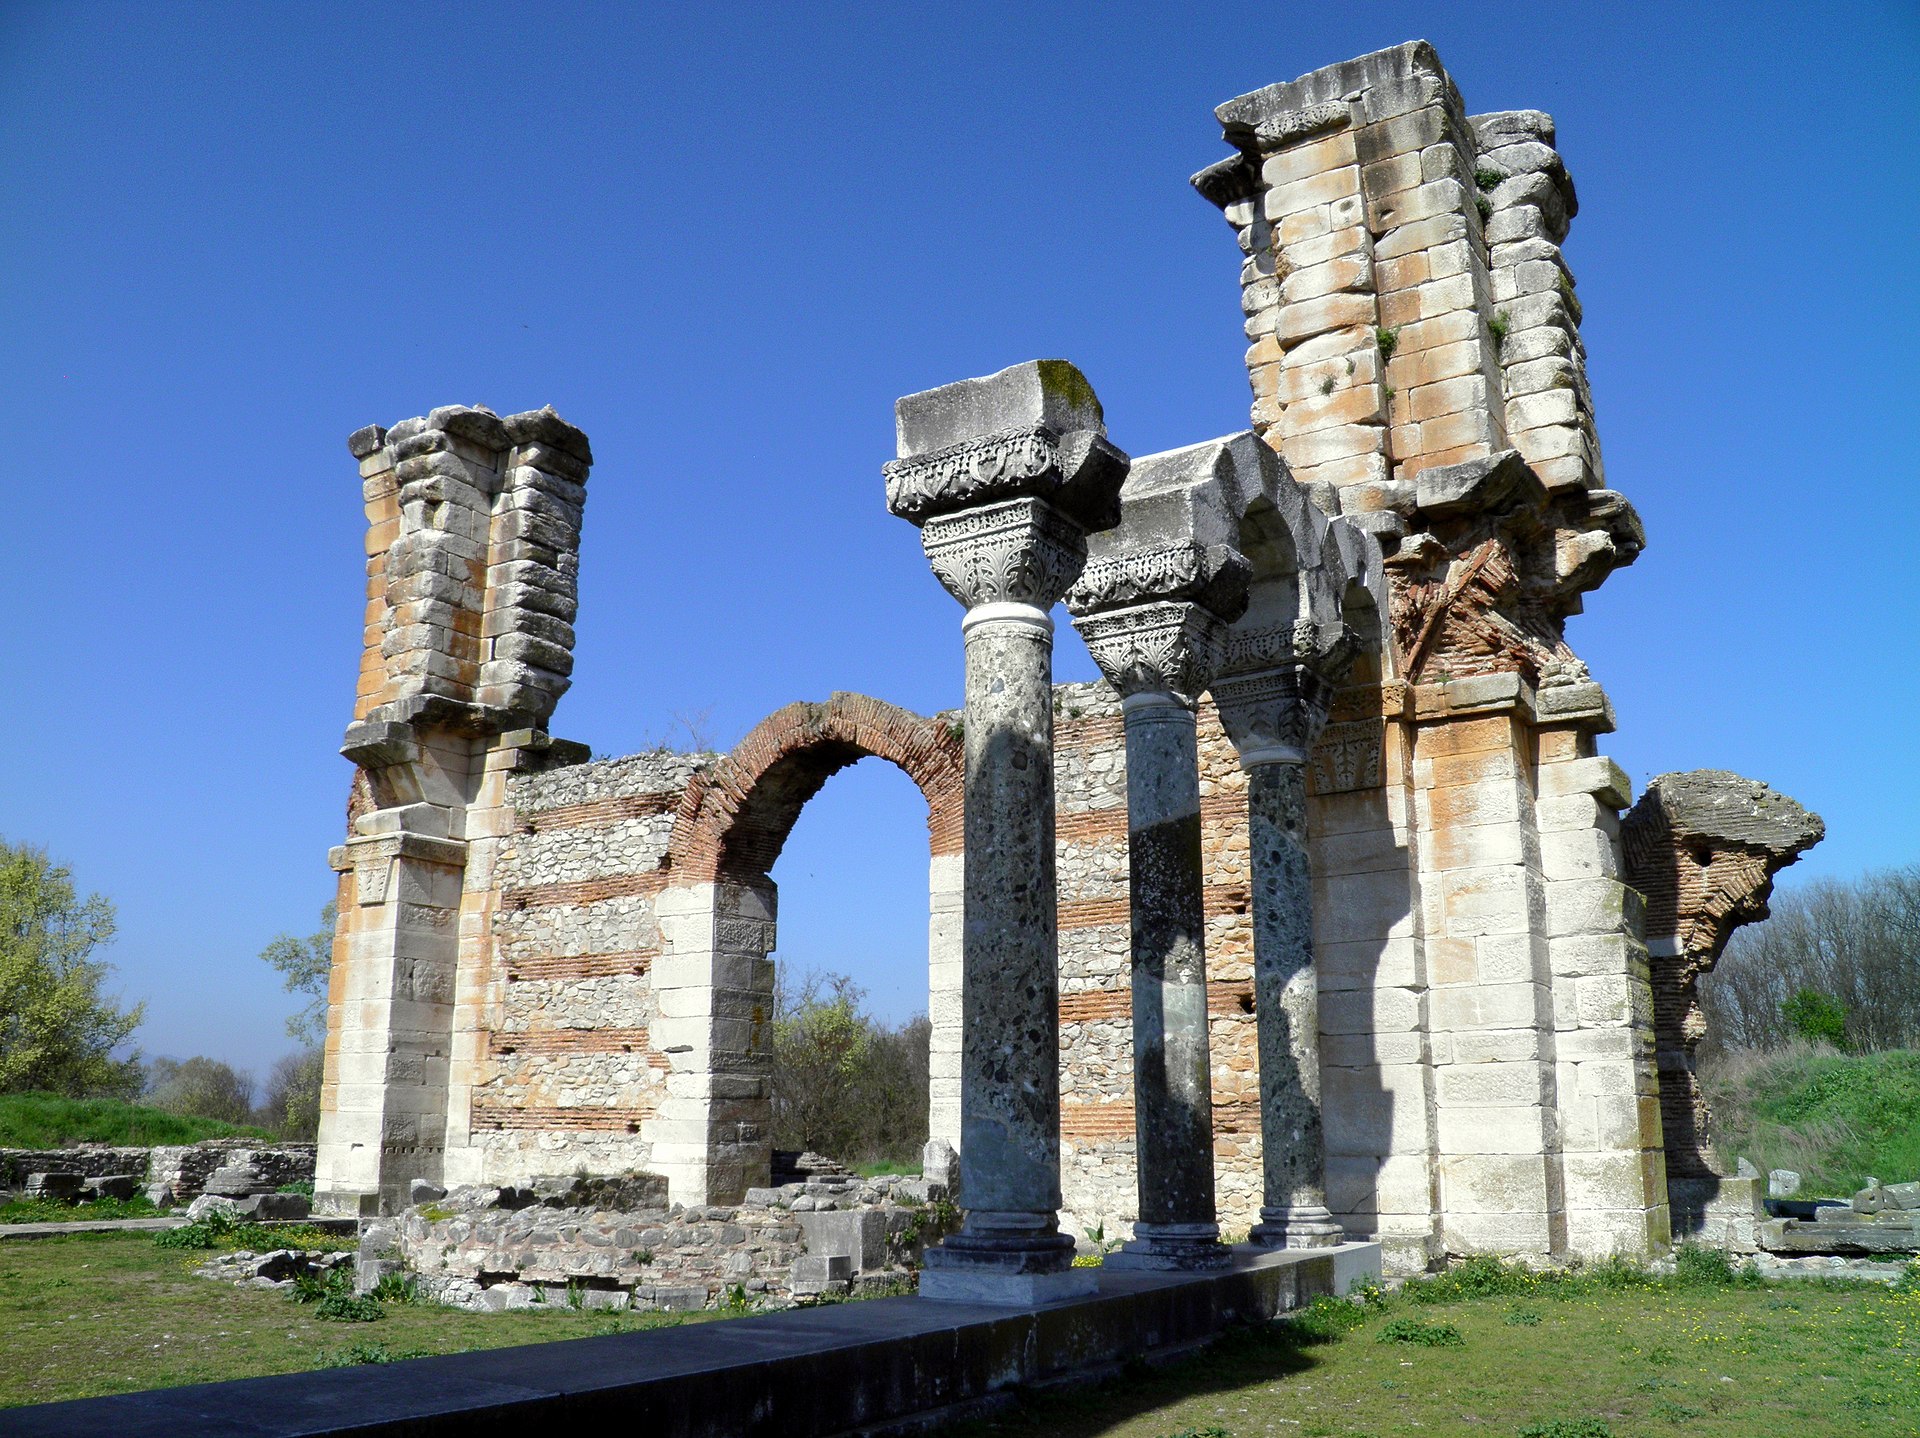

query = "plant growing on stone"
1489;310;1511;343
1318;374;1335;396
1474;166;1502;192
1374;326;1399;361
1475;193;1493;222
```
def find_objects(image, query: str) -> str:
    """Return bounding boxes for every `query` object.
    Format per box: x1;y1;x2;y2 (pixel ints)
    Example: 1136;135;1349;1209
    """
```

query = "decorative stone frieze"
888;360;1128;1303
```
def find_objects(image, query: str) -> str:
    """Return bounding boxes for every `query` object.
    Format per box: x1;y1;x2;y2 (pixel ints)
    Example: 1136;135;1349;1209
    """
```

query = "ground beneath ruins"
4;1237;1917;1433
0;1232;714;1408
954;1261;1919;1438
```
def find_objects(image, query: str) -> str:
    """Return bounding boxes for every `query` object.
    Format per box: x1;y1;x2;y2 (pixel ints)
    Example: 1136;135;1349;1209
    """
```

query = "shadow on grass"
942;1318;1330;1438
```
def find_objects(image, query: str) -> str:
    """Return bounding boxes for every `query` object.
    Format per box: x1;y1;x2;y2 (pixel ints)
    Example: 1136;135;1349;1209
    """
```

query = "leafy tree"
146;1055;256;1124
769;971;928;1165
1781;989;1850;1050
261;902;336;1046
0;839;143;1097
261;1047;324;1139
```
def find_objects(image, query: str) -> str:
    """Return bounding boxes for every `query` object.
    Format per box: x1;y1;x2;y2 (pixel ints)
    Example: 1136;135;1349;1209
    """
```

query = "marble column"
1213;655;1348;1249
883;360;1129;1303
1069;543;1248;1268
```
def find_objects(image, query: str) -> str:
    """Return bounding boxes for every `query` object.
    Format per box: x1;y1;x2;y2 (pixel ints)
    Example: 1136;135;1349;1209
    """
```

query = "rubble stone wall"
0;1142;315;1201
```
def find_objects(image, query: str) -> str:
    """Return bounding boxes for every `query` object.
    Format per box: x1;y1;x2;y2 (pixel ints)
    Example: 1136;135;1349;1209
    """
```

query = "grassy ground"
0;1232;712;1408
952;1255;1920;1438
0;1092;274;1148
0;1193;163;1224
1703;1046;1920;1196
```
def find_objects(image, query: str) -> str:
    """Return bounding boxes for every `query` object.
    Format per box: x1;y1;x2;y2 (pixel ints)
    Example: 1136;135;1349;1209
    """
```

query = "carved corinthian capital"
1211;662;1338;765
1076;601;1231;707
920;497;1090;610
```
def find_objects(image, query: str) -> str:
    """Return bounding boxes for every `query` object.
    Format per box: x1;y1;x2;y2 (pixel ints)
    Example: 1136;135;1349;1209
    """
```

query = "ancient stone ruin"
314;41;1820;1285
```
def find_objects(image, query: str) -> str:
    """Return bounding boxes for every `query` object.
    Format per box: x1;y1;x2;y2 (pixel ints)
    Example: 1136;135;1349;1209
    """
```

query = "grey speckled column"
945;599;1075;1262
1108;689;1229;1267
1245;753;1343;1248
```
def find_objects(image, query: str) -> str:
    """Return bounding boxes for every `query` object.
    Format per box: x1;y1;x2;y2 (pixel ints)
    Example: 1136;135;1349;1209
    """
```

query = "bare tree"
1700;863;1920;1053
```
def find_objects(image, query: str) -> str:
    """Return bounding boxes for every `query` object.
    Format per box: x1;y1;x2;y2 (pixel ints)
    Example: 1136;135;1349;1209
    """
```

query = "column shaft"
945;603;1072;1255
1111;693;1228;1266
1246;757;1342;1246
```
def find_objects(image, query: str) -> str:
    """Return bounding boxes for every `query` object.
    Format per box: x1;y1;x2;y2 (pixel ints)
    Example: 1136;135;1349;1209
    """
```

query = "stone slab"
4;1244;1382;1437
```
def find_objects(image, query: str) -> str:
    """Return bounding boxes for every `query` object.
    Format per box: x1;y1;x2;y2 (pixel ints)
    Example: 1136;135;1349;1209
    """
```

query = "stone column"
884;360;1129;1302
1214;650;1349;1248
1069;543;1248;1268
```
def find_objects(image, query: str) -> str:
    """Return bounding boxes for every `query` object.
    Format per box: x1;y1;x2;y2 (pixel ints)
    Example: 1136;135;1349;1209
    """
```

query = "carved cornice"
920;497;1088;610
1065;540;1251;624
1221;618;1359;683
883;425;1130;532
1074;601;1229;707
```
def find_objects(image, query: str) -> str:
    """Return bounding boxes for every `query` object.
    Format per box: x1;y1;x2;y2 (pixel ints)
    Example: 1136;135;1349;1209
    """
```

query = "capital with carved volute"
1211;619;1358;768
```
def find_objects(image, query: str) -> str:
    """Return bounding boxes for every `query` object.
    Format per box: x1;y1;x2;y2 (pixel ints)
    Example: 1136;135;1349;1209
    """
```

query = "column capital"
1212;660;1336;766
921;497;1088;611
883;359;1131;532
1072;602;1230;709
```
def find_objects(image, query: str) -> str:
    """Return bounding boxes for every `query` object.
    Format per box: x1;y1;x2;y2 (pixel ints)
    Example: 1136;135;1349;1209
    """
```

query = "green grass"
0;1092;274;1148
0;1232;717;1408
1;1194;161;1224
946;1255;1920;1438
1704;1047;1920;1196
854;1159;921;1178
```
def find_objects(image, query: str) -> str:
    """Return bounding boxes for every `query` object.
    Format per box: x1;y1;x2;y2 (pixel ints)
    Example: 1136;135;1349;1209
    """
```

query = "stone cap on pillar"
883;360;1130;532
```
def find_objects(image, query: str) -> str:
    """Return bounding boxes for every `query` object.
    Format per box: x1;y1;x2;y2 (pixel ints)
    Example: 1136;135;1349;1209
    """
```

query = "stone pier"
884;360;1129;1302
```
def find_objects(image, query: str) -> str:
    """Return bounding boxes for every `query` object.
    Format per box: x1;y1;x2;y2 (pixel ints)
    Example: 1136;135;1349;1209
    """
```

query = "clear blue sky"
2;1;1915;1079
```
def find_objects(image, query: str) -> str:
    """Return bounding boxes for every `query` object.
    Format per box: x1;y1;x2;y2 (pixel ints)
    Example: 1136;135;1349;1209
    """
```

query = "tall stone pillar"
1069;535;1249;1268
1214;646;1352;1248
884;360;1129;1302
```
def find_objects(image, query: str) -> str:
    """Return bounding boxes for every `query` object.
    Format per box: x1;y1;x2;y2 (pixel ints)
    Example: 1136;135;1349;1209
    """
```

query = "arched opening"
768;757;934;1174
649;694;962;1202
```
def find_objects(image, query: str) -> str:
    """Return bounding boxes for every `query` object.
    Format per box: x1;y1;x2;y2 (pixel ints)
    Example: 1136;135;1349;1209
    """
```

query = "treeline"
769;973;929;1168
1700;863;1920;1054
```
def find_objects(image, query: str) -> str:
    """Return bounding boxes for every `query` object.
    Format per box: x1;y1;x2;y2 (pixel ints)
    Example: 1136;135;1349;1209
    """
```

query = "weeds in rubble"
1375;1314;1464;1346
1489;310;1511;343
1474;166;1503;191
1374;326;1399;361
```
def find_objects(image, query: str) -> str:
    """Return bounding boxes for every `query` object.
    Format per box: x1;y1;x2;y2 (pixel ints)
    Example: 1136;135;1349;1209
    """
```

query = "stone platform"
5;1242;1380;1437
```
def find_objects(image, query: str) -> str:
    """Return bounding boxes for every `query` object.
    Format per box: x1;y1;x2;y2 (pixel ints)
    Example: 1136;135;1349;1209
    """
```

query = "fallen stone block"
186;1194;242;1222
1768;1169;1801;1198
796;1209;888;1274
409;1179;447;1206
233;1192;312;1221
1886;1181;1920;1211
81;1174;138;1201
201;1165;260;1198
791;1253;853;1297
25;1172;83;1201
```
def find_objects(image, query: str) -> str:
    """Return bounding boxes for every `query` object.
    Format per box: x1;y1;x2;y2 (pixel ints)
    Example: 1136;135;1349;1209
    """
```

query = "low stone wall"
370;1172;956;1312
0;1142;315;1203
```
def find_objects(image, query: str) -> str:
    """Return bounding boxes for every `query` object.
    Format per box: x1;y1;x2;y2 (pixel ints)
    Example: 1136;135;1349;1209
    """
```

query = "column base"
920;1228;1094;1304
1249;1205;1346;1250
1104;1221;1233;1270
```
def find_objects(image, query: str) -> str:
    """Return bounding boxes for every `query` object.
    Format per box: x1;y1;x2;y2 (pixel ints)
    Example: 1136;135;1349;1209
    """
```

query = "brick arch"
667;692;963;883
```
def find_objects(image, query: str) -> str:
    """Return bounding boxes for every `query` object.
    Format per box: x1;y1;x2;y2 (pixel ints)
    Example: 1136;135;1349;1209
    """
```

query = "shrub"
1518;1421;1612;1438
1377;1315;1464;1347
315;1291;384;1323
1288;1295;1367;1344
1783;989;1850;1049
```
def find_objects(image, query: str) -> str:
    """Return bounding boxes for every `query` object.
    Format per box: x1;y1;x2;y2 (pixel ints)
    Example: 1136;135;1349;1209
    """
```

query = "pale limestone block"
1540;827;1619;881
1296;453;1393;492
1574;1057;1641;1104
1419;141;1466;183
1284;383;1386;434
1501;324;1573;363
1370;178;1467;231
1361;150;1424;200
1534;455;1596;492
1329;1152;1435;1217
1282;252;1374;304
1547;878;1639;939
1374;210;1469;261
1440;865;1541;939
1278;422;1387;473
1473;934;1539;984
1430;981;1550;1032
1559;1095;1600;1152
1507;388;1579;431
1418;408;1500;454
1427;818;1528;871
1276;348;1379;403
1485;205;1554;246
1324;1061;1433;1154
1316;824;1411;875
1434;1061;1550;1108
1376;250;1430;291
1426;776;1527;829
1276;291;1380;348
1444;1210;1554;1255
1390;337;1492;389
1392;307;1481;356
1575;973;1648;1027
1596;1094;1665;1152
1409;374;1490;423
1538;756;1631;807
1562;1153;1659;1212
1314;867;1419;946
1282;223;1373;270
1266;165;1362;220
1276;204;1334;247
1439;1153;1551;1212
1555;1026;1643;1062
1322;1030;1425;1066
1514;423;1591;465
1549;932;1646;982
1358;105;1449;159
1320;983;1423;1036
1535;793;1607;834
1279;322;1374;369
1262;131;1361;186
1317;939;1412;993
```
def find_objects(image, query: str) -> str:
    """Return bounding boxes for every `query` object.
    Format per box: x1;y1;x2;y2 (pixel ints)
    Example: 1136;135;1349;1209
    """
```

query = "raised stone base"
1249;1206;1347;1250
917;1265;1100;1305
11;1242;1383;1437
1106;1238;1234;1271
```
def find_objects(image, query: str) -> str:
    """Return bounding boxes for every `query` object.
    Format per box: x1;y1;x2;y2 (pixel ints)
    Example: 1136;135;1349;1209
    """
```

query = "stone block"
1546;878;1641;939
25;1172;82;1201
795;1209;888;1274
1430;981;1550;1033
1436;1104;1551;1157
80;1174;138;1201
